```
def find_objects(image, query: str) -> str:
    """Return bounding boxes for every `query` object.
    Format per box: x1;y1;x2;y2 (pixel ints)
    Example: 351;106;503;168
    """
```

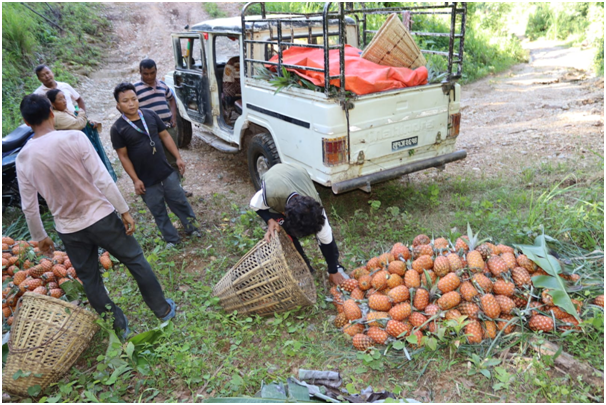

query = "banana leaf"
515;234;580;321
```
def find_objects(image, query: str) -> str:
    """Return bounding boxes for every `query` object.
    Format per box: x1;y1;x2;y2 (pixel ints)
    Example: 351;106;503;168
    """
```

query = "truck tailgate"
348;85;449;163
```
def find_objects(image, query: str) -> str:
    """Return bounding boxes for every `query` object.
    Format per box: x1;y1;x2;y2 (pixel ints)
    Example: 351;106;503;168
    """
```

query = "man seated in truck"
222;55;241;122
249;163;347;286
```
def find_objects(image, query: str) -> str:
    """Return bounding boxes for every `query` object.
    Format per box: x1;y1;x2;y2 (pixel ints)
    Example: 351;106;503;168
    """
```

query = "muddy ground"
76;2;604;211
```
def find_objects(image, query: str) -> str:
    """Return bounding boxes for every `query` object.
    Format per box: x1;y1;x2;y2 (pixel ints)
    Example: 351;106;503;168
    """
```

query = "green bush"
1;3;110;136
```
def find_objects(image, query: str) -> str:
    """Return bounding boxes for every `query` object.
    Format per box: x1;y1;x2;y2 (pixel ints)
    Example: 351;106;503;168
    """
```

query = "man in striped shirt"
134;59;192;196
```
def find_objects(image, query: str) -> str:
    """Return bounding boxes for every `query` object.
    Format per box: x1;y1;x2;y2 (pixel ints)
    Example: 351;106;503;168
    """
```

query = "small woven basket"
361;13;427;69
3;293;99;397
213;231;317;316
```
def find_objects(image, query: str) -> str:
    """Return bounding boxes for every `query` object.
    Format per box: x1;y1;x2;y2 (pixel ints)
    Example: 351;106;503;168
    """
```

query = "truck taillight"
323;137;348;166
447;112;461;138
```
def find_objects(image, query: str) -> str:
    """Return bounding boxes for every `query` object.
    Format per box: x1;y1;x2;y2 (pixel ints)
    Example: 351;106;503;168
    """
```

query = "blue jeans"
57;213;170;330
141;171;198;243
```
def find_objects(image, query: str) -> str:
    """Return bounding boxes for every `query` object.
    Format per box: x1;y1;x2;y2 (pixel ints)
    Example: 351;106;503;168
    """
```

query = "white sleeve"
63;83;81;102
316;209;333;245
249;188;270;211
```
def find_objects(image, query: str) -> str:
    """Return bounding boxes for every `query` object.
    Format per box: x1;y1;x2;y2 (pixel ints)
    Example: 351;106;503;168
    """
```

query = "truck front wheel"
175;109;193;148
247;133;281;190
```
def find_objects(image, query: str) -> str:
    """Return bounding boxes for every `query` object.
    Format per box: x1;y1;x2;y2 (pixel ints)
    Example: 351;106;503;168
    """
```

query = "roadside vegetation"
1;2;111;136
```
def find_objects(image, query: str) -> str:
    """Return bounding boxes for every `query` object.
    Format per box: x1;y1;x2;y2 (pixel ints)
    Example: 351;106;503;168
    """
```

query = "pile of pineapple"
2;236;113;329
331;233;604;352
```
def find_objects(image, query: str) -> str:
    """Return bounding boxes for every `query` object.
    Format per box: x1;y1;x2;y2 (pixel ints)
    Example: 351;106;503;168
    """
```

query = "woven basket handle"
7;296;87;353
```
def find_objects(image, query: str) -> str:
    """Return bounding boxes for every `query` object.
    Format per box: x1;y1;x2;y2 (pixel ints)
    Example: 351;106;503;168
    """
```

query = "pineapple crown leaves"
463;223;490;251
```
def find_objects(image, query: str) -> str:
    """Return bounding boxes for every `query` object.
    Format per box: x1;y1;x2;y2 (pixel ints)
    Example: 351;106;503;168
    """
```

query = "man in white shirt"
33;64;86;113
17;94;175;338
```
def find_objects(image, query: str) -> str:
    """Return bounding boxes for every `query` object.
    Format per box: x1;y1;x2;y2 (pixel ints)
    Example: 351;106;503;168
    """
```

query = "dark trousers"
141;171;198;244
257;211;313;270
57;212;170;330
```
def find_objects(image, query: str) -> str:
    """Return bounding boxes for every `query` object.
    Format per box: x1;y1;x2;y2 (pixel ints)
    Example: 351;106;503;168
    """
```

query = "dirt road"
76;3;604;210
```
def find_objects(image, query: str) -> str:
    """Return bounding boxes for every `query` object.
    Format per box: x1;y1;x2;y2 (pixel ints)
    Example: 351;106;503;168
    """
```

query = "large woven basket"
361;13;427;69
213;231;317;316
3;293;99;397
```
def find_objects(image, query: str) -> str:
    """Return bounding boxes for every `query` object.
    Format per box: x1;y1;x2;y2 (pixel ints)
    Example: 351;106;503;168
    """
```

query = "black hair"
20;94;52;126
34;64;49;75
46;88;63;103
284;196;325;238
139;59;157;71
113;82;137;101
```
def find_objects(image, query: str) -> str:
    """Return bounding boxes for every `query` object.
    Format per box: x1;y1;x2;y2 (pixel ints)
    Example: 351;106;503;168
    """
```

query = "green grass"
203;3;228;19
3;155;603;403
2;3;111;136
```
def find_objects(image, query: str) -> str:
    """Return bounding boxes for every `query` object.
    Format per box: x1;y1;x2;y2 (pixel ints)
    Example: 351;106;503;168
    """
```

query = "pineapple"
494;295;516;314
500;252;517;271
386;273;403;289
369;294;392;311
46;281;59;290
433;256;450;277
351;288;365;300
343;299;362;321
67;267;77;279
455;237;469;252
367;326;389;344
339;279;359;293
391;243;411;261
460;281;479;302
358;275;372;291
424;303;440;316
33;286;47;295
343;323;364;337
366;257;381;271
483;320;498;339
352;333;375;351
412;234;430;247
371;270;389;291
493;279;515;297
404;269;421;289
378;252;395;268
465;320;484;344
412;256;433;274
408;312;427;329
433;237;449;250
547;306;570;320
334;313;348;328
558;316;580;331
471;273;493;293
366;311;390;327
413;244;434;259
351;267;370;280
413;288;430;311
63;258;72;269
422;270;437;287
53;265;68;279
437;273;461;293
487;256;508;278
29;265;45;278
516;254;537;273
458;301;480;319
388;261;406;277
480;294;501;319
388;285;410;303
437;291;461;310
445;309;462;321
13;270;27;286
466;250;485;272
446;253;463;272
528;315;554;332
2;236;15;245
594;295;604;307
541;290;554;306
386;319;411;338
40;259;53;272
498;314;517;333
389;303;412;321
100;255;112;270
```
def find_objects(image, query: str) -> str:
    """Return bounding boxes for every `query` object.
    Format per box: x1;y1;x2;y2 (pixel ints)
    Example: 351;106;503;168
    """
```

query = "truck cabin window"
214;35;241;125
178;37;203;70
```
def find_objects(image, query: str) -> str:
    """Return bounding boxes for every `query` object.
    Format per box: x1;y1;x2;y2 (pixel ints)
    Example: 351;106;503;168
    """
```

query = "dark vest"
263;164;321;214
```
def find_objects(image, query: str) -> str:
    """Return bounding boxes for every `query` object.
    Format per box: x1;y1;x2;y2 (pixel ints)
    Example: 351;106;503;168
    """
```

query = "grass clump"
1;2;111;136
204;3;227;19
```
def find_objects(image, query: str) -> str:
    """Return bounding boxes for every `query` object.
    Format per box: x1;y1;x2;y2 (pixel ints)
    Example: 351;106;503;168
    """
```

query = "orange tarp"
268;45;428;95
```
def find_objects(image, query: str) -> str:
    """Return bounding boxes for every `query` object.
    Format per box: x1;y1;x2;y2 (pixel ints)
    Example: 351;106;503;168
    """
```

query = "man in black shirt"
110;82;199;247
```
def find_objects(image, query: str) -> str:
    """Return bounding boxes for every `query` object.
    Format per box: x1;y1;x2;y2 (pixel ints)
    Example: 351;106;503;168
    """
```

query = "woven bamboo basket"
213;231;317;316
361;13;427;69
3;293;99;397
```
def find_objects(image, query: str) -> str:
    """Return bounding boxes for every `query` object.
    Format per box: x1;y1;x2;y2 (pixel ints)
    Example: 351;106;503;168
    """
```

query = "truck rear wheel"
175;109;193;148
247;133;280;190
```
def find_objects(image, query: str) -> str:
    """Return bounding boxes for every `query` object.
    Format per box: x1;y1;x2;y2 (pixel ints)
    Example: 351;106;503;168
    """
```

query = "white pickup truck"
165;2;467;193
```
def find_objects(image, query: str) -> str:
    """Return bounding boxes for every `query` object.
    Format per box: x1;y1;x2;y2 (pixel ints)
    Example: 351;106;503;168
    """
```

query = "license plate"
392;136;418;151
